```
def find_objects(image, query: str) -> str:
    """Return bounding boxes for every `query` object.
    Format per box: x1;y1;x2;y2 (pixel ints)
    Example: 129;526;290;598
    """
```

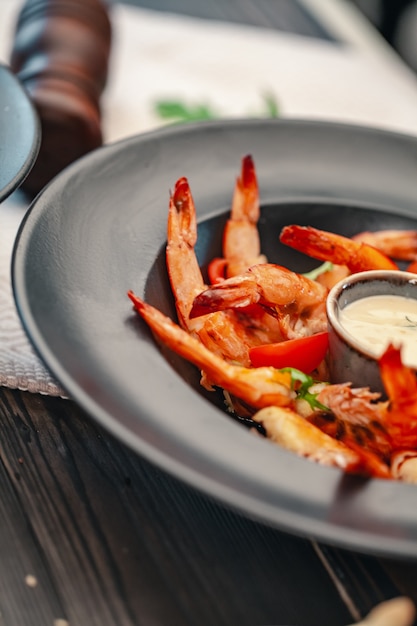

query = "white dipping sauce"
339;294;417;368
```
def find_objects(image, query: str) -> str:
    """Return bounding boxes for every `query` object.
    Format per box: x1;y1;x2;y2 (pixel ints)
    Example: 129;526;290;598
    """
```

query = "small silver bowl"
326;269;417;394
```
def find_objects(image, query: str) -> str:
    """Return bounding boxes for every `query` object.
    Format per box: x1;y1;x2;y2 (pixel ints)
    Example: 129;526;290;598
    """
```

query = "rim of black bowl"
0;64;41;202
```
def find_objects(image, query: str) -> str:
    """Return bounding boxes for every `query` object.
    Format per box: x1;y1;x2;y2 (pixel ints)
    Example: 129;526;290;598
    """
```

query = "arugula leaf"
280;367;330;411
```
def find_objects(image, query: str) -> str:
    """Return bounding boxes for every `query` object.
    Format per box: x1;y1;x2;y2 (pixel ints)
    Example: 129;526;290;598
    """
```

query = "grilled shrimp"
166;176;208;332
252;405;366;473
166;177;281;367
280;225;399;273
128;292;294;407
190;264;328;339
128;294;412;478
315;383;391;459
129;156;417;482
309;345;417;479
128;292;382;475
353;229;417;262
219;154;284;340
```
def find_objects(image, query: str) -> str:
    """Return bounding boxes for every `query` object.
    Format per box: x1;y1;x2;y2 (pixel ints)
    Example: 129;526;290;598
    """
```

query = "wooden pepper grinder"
9;0;112;197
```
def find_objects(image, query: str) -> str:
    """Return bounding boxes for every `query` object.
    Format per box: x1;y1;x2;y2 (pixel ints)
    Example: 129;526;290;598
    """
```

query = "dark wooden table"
2;2;417;625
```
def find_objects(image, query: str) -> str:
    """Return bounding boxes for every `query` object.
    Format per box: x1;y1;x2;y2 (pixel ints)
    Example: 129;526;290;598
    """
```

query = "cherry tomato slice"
249;331;329;373
407;260;417;273
207;257;228;284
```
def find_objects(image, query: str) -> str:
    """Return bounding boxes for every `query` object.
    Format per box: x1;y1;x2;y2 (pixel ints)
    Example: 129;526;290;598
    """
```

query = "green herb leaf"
280;367;330;411
261;91;280;118
153;92;280;124
303;261;334;281
404;315;417;328
154;99;218;122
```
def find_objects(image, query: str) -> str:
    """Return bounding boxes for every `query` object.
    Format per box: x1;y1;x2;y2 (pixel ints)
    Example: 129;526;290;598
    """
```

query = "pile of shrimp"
128;155;417;483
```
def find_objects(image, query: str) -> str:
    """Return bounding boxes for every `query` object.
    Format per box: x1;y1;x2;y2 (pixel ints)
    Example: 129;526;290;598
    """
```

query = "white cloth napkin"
1;0;417;397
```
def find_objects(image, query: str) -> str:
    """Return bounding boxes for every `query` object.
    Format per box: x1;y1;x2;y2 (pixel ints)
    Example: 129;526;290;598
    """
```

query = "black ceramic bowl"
11;118;417;559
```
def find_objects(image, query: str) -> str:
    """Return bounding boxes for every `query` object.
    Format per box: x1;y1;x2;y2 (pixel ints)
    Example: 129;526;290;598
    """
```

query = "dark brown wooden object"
9;0;112;197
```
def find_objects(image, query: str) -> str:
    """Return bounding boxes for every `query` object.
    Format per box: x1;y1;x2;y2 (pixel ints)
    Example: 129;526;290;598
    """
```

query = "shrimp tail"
166;176;206;330
218;154;267;279
167;177;197;249
379;344;417;449
380;344;417;401
229;154;259;224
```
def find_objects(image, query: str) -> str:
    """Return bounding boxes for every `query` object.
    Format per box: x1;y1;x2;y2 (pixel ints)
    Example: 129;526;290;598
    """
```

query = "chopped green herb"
303;261;334;281
153;92;280;124
261;91;280;118
404;316;417;328
280;367;330;411
154;100;218;122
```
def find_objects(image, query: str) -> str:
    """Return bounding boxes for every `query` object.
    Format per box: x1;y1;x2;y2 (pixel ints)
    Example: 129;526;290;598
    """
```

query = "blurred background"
120;0;417;74
351;0;417;72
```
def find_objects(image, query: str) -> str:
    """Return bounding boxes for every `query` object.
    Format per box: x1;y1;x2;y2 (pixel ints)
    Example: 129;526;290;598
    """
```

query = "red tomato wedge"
207;257;228;284
249;331;329;373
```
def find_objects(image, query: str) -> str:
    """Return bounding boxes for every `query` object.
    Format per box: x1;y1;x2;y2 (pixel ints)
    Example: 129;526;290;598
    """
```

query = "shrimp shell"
222;154;267;277
379;344;417;450
253;405;363;472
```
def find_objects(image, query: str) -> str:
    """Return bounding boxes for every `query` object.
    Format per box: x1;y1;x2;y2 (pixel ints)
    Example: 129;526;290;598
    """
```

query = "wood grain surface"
0;388;416;625
2;1;417;625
